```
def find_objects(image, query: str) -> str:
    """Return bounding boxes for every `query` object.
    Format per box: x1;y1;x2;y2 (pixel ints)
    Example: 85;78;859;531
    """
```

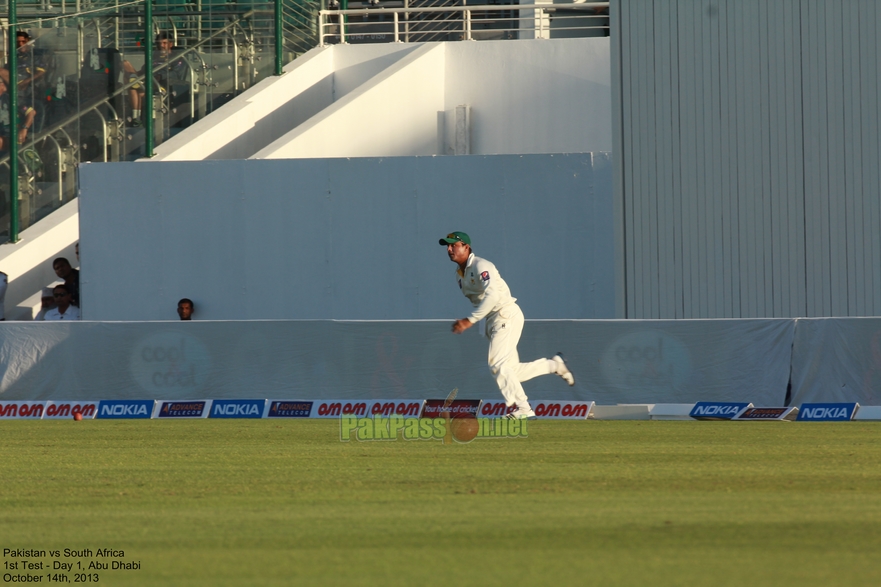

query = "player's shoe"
505;406;536;420
552;353;575;386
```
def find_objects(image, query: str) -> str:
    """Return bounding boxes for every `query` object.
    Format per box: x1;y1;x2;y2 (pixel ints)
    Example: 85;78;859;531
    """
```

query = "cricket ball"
73;412;83;421
451;417;479;443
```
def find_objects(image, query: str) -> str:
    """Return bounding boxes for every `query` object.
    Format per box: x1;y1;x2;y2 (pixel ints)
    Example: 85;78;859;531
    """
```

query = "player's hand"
451;318;473;334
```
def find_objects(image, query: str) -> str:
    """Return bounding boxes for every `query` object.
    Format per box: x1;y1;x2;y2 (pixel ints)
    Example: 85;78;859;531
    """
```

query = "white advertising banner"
0;319;793;405
43;401;99;420
0;401;47;419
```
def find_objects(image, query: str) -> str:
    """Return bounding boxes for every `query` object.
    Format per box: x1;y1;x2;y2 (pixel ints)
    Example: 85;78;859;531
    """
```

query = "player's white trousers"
485;304;553;407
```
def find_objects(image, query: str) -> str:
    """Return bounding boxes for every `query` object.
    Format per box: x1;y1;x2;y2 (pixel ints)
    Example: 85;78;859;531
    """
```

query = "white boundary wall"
5;316;880;406
0;319;793;405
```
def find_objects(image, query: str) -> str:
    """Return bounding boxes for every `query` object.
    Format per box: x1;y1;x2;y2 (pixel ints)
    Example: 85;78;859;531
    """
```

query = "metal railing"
318;2;609;46
0;0;322;243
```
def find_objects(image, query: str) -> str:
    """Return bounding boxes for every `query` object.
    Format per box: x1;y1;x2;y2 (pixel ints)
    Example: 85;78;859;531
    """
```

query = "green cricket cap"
439;231;471;246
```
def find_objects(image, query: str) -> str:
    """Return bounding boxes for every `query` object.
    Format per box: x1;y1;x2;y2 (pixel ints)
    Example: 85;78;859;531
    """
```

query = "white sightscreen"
79;154;615;322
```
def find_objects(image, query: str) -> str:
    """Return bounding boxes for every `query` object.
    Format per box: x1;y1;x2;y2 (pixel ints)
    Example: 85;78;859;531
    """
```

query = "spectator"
0;271;7;321
177;298;194;320
122;32;189;127
43;284;80;320
0;68;36;150
34;287;56;321
52;257;80;307
14;30;49;133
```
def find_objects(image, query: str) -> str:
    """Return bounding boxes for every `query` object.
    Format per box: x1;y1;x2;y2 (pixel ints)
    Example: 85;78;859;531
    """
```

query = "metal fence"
0;0;320;243
318;2;609;45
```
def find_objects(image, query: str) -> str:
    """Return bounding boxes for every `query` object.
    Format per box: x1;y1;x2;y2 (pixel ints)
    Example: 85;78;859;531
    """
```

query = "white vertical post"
522;1;552;40
340;10;346;44
462;1;467;40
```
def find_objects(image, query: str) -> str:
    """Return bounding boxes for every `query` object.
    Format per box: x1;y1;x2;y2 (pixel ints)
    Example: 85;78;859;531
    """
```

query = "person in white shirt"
34;287;56;320
440;231;574;419
43;284;80;320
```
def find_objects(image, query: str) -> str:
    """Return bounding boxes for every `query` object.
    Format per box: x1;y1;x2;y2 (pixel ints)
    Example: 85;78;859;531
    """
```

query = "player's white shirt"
43;306;81;321
455;253;517;323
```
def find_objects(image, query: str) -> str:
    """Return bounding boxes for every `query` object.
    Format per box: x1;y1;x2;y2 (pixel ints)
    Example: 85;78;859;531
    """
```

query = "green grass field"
2;420;880;586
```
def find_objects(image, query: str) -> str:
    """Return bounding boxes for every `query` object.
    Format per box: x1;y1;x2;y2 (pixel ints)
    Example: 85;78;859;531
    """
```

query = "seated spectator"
15;30;49;133
0;68;36;150
122;32;189;127
52;257;79;307
34;287;56;321
43;284;80;320
177;298;194;320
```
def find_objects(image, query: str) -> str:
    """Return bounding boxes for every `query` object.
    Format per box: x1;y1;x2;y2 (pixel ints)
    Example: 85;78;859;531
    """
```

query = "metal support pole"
340;0;347;44
8;0;20;241
145;0;154;157
274;0;283;75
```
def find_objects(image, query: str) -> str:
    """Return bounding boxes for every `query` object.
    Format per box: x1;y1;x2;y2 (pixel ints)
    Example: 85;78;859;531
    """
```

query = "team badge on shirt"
480;271;490;283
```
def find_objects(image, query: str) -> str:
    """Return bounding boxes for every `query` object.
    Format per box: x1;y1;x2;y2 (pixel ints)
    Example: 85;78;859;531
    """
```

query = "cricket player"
440;231;574;419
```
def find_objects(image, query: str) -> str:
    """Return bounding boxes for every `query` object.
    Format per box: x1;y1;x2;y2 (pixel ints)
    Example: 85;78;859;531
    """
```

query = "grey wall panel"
783;0;807;319
861;0;881;316
678;1;698;318
655;2;677;318
639;0;658;319
615;0;881;318
619;0;637;317
802;0;823;315
825;2;847;317
610;0;627;318
719;0;738;318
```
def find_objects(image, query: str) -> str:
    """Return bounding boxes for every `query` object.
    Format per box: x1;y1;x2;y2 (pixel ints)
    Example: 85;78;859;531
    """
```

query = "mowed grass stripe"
2;420;879;586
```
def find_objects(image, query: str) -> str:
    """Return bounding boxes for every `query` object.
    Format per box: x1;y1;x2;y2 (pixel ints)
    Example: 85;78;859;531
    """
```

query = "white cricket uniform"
456;253;553;408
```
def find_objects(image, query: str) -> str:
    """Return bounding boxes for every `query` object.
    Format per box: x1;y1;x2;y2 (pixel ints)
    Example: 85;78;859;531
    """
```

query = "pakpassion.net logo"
340;415;528;444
